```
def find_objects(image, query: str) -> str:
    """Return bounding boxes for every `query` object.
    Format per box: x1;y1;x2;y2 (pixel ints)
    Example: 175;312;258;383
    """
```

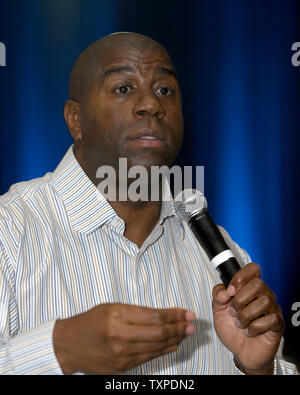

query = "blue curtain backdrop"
0;0;299;365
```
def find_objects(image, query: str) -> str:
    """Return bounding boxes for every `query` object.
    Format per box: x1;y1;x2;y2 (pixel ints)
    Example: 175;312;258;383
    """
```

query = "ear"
64;99;82;142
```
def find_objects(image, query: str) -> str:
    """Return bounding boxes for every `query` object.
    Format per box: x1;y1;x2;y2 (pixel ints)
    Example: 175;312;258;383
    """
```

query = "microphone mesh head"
174;189;208;223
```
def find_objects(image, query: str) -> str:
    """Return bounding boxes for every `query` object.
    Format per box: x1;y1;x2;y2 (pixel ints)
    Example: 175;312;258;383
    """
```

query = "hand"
53;303;195;375
212;263;285;374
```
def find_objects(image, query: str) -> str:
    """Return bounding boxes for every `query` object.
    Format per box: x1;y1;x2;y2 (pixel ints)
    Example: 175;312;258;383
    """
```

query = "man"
0;32;297;375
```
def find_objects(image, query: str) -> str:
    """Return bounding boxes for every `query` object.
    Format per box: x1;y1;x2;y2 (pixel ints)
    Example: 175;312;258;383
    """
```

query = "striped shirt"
0;146;297;375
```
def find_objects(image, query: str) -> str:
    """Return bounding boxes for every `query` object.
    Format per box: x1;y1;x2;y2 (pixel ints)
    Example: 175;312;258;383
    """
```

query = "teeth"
140;136;157;140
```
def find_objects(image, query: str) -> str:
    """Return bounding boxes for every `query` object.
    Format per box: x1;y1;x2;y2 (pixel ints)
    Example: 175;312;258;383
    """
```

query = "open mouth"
139;136;159;140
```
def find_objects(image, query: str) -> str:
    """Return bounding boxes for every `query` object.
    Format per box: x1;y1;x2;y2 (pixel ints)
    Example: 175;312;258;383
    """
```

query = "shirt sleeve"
220;227;299;375
0;243;63;375
274;338;299;375
232;355;298;375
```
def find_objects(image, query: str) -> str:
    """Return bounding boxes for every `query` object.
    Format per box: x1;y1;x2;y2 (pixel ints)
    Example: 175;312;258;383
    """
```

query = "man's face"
78;42;184;173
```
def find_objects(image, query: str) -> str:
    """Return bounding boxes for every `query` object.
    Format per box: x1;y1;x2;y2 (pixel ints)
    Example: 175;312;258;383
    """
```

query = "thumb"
212;284;233;313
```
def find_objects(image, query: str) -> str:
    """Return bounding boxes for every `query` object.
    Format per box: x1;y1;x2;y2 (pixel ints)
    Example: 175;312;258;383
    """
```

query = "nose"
133;88;165;119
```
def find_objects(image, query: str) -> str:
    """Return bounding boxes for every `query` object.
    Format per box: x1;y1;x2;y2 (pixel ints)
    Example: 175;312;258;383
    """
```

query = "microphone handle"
188;209;241;287
216;258;241;288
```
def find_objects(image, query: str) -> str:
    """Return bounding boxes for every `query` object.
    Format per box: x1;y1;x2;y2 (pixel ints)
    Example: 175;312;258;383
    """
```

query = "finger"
229;277;274;315
233;294;278;329
127;335;183;356
244;312;285;337
230;262;261;291
124;305;194;326
118;321;194;343
111;342;181;372
135;342;181;365
212;284;232;312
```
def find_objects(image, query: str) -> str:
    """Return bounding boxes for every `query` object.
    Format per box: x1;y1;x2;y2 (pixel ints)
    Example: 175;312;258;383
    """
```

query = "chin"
128;157;173;170
127;149;177;168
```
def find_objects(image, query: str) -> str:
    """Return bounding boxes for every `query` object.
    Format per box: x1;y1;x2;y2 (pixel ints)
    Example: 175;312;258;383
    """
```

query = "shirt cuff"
9;319;63;375
231;354;278;375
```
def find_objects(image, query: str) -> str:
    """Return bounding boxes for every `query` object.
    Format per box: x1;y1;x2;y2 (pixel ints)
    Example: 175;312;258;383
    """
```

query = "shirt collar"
52;146;118;234
52;146;183;238
158;178;184;239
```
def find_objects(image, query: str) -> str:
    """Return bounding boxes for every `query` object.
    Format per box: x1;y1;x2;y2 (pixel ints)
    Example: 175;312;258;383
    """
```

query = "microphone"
174;189;241;287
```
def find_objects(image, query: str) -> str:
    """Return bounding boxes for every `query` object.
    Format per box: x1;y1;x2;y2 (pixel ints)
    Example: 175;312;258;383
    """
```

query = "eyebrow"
100;64;178;84
101;66;135;83
156;67;178;80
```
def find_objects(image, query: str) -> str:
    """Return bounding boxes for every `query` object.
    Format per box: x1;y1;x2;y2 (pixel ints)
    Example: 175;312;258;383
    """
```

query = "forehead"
99;43;174;73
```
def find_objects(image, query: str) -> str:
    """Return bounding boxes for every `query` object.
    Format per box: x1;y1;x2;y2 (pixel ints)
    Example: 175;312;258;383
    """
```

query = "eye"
114;85;133;95
156;86;174;96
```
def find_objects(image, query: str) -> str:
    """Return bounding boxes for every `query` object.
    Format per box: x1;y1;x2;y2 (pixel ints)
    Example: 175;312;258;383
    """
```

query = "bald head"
68;32;172;102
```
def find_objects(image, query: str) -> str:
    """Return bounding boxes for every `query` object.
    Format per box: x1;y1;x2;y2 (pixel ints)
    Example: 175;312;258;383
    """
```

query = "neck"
74;147;164;248
109;199;162;248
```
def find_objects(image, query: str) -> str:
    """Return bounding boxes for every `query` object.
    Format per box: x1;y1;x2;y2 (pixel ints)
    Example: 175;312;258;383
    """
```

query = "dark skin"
64;34;183;246
53;33;285;375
